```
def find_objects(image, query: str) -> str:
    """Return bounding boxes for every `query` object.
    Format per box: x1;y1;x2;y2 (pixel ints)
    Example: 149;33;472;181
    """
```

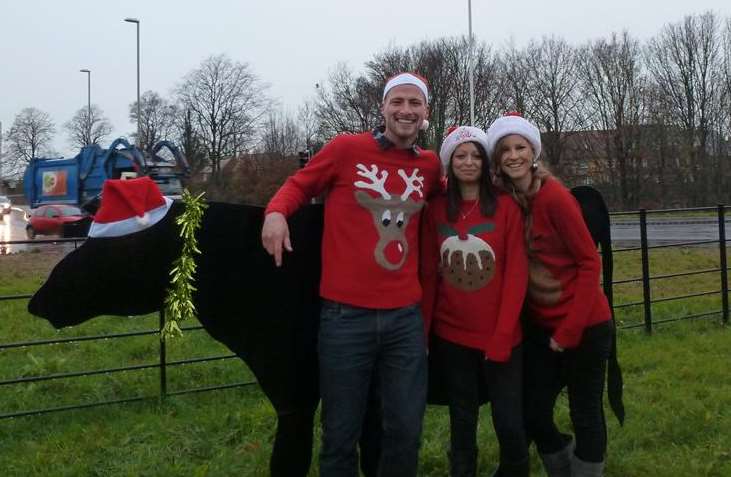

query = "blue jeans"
318;300;427;477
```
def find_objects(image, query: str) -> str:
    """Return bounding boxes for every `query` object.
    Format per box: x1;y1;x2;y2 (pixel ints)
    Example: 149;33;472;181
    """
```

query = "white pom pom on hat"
485;112;542;161
439;125;490;172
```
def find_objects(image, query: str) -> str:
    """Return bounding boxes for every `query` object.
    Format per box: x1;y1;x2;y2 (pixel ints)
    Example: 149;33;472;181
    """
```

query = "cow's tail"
572;186;625;426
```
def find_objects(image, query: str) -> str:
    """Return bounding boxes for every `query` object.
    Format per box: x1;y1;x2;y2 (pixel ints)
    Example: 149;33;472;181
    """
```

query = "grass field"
1;246;730;476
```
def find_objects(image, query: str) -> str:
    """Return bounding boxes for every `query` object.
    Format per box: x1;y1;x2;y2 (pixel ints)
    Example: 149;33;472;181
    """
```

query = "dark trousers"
431;335;528;473
318;300;427;477
523;320;613;463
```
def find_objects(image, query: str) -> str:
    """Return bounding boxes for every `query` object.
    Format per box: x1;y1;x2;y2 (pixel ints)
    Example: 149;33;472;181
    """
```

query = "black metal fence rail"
1;204;729;419
608;204;729;333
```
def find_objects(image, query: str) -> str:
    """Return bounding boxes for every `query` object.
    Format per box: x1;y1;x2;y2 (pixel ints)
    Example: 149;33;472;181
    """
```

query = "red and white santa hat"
439;126;490;172
485;112;542;161
382;72;429;104
88;176;173;238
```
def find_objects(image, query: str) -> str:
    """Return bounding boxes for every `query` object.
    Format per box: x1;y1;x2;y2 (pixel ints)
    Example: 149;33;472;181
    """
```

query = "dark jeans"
318;300;427;477
523;320;613;463
431;335;528;472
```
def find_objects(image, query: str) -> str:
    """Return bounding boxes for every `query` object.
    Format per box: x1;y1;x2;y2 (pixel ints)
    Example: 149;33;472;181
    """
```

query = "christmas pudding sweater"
266;131;442;309
420;193;528;362
525;177;611;349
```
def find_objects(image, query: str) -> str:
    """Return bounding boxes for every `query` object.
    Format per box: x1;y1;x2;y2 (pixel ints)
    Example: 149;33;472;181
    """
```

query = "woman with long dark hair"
421;126;529;477
486;113;613;477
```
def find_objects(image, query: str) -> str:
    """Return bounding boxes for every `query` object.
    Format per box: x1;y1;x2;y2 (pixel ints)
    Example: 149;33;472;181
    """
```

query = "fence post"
639;209;653;334
159;310;168;399
718;205;729;325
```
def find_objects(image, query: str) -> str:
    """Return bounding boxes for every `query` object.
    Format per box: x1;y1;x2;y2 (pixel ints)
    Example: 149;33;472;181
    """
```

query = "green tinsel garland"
162;190;207;341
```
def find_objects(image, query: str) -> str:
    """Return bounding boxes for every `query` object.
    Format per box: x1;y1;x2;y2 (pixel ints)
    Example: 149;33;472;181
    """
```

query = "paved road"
1;208;729;254
0;207;79;255
611;217;731;246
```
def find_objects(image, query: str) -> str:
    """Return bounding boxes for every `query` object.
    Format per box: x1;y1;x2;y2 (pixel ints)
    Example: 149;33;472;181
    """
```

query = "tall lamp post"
467;0;475;126
124;17;141;147
79;69;91;144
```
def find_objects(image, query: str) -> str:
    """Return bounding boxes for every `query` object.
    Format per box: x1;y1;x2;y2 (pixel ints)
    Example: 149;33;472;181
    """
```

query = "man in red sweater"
262;72;442;477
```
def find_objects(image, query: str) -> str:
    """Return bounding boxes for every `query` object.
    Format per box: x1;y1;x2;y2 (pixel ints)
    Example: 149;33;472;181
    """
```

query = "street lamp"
124;17;141;147
79;69;91;143
467;0;475;126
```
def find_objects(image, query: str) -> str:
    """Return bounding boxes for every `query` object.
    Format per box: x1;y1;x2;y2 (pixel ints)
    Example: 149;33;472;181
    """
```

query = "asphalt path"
611;217;731;246
1;207;729;254
0;206;80;255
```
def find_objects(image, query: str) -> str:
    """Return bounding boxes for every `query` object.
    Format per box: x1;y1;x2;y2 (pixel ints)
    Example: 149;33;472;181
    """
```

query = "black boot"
448;449;478;477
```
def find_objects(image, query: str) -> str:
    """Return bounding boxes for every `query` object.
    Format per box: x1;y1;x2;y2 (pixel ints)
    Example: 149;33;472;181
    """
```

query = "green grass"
1;248;730;476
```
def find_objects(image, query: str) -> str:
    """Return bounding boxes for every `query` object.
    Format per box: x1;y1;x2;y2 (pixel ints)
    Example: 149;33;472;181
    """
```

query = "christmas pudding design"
439;222;496;292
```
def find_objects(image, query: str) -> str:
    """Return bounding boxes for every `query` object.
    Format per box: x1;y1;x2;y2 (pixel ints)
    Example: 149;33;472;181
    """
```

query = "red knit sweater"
266;132;442;309
525;177;611;349
420;193;528;362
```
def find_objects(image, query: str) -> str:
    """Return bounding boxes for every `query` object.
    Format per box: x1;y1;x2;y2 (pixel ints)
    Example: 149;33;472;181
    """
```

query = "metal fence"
0;205;729;420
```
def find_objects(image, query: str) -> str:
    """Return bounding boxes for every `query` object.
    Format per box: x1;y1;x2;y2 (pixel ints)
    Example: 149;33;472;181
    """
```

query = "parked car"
26;204;90;239
0;195;11;214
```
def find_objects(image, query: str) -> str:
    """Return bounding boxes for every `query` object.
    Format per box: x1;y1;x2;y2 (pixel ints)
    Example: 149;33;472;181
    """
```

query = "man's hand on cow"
262;212;293;267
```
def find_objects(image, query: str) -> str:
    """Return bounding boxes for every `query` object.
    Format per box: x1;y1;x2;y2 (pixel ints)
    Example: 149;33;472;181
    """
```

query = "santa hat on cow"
88;176;173;238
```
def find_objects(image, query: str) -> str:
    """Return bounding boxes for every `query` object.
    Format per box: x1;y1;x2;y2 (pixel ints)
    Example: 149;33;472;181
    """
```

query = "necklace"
460;200;479;221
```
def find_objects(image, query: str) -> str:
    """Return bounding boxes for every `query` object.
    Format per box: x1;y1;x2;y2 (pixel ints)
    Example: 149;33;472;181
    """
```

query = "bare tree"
522;36;585;169
501;42;532;116
259;109;304;158
129;91;177;151
173;107;207;175
580;32;646;208
314;38;507;152
297;100;323;152
64;105;113;149
176;54;270;177
314;62;381;139
645;11;724;204
6;107;56;165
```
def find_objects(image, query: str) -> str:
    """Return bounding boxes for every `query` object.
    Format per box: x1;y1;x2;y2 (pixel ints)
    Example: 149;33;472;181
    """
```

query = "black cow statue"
28;181;622;476
29;198;326;477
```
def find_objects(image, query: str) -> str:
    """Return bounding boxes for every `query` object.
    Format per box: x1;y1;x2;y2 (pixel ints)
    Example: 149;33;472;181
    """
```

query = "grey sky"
1;0;730;157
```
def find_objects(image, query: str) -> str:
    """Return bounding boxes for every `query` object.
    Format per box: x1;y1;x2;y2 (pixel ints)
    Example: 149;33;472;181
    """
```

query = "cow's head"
28;202;184;328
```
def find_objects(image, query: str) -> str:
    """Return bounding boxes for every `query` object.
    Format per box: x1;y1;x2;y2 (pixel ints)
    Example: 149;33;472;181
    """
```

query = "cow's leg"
270;403;318;477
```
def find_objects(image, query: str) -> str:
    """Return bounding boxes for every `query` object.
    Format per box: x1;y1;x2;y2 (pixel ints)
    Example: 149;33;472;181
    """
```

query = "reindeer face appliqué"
354;163;425;270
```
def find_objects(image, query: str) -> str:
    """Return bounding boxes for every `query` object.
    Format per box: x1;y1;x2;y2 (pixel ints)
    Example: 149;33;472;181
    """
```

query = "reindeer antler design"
355;164;392;199
398;168;424;201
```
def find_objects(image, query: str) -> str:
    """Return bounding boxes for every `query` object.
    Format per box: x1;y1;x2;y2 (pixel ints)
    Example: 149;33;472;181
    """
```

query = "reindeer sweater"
525;177;611;349
266;132;442;309
420;193;528;362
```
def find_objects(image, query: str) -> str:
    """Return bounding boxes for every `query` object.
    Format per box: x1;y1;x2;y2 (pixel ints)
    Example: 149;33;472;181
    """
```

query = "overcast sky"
1;0;730;157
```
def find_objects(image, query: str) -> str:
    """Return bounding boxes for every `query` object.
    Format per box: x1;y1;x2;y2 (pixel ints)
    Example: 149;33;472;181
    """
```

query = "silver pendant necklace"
460;200;479;221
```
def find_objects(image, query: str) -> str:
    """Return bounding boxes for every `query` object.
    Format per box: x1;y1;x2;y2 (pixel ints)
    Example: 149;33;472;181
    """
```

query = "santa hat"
439;126;490;172
88;176;173;238
382;72;429;104
485;112;542;161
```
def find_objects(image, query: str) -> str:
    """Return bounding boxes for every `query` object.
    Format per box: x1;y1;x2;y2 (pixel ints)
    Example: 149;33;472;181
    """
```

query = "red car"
26;205;89;239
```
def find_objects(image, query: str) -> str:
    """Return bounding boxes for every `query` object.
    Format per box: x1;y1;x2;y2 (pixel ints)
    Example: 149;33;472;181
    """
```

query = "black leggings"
523;320;613;463
431;335;528;464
